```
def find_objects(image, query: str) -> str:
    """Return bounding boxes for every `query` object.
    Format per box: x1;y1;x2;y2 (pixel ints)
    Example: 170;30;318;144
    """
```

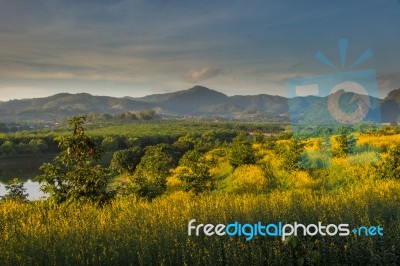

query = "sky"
0;0;399;101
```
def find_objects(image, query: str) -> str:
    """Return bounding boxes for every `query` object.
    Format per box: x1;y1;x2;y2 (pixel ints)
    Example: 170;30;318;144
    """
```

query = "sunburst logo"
316;39;375;124
286;39;382;168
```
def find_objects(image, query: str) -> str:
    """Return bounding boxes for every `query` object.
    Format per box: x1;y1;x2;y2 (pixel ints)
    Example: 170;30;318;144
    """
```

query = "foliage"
2;123;400;264
376;143;400;179
1;180;400;265
37;116;113;205
228;131;256;168
175;150;213;194
173;133;196;154
253;130;265;144
110;146;144;174
1;178;29;202
278;138;307;171
226;165;268;194
127;144;176;199
332;134;357;157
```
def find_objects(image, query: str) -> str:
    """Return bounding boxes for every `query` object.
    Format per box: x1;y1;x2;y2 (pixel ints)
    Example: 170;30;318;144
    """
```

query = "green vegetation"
175;150;213;194
228;132;256;168
37;116;113;205
1;117;400;264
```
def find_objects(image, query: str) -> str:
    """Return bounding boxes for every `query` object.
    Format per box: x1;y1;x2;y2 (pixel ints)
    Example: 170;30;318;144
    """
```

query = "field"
0;121;400;265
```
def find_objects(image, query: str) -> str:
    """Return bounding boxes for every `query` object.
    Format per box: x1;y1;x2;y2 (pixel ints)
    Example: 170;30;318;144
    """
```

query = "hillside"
134;86;229;114
0;86;399;123
0;93;154;122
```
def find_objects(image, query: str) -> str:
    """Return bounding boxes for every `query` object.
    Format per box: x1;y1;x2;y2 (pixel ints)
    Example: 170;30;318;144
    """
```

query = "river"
0;153;113;201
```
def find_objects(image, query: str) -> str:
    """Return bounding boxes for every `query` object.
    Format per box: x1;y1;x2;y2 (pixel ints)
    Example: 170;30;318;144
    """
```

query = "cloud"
378;72;400;97
182;67;221;83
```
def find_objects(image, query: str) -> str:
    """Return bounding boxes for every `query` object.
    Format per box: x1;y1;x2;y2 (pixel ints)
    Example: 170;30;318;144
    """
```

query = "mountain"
229;94;288;115
0;93;154;121
134;86;229;114
0;86;399;123
381;88;400;123
385;88;400;105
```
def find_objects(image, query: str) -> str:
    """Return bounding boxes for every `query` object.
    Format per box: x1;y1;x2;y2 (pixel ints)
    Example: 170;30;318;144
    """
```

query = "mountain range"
0;86;399;123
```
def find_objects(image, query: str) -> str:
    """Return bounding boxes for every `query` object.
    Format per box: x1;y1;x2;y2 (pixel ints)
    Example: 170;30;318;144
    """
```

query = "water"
0;180;47;201
0;155;55;200
0;153;113;201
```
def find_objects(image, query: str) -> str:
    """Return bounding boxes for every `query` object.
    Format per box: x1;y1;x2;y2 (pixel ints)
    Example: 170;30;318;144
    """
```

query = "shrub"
228;132;255;168
110;146;144;174
175;150;213;194
227;165;267;193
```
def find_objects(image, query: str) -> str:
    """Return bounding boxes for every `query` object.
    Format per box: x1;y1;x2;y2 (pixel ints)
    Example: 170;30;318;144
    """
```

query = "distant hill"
381;88;400;123
0;93;154;122
133;86;229;114
0;86;399;123
386;88;400;105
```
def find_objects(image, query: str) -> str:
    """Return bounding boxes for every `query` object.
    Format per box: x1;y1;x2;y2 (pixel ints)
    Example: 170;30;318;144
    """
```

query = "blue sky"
0;0;399;100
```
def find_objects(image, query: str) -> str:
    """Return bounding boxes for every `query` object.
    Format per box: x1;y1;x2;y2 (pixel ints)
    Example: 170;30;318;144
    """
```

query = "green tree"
173;133;196;154
29;139;48;154
128;144;176;200
175;150;212;194
253;130;265;144
281;139;307;171
228;132;256;168
37;116;113;205
102;136;118;151
0;141;17;156
110;147;144;174
1;178;29;202
333;134;356;157
194;130;220;152
376;143;400;179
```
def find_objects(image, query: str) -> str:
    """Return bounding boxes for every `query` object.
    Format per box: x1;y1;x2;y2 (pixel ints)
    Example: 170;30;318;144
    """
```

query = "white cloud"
182;67;221;83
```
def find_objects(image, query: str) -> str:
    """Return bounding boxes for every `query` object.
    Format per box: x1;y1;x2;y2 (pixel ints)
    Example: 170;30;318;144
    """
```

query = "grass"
0;177;399;265
1;133;400;265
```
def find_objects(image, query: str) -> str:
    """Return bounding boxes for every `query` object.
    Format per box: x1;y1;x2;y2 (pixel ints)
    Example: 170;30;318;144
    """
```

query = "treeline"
85;110;159;122
0;121;285;157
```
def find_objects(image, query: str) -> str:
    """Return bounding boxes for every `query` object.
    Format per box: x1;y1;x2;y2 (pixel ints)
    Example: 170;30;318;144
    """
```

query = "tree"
281;139;307;171
37;116;113;205
376;143;400;179
253;130;265;144
102;136;118;151
194;130;220;152
333;134;356;158
1;178;29;202
228;132;256;168
0;141;17;156
175;150;212;194
128;144;176;200
110;146;144;174
173;133;196;154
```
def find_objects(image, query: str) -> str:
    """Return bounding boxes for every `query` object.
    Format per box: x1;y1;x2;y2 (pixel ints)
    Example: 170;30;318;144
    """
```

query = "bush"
376;143;400;179
228;132;255;168
227;165;268;194
128;144;176;199
110;147;144;174
175;150;213;194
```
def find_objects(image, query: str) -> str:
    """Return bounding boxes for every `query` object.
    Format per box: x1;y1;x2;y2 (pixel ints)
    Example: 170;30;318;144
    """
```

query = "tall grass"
1;178;399;265
2;133;400;265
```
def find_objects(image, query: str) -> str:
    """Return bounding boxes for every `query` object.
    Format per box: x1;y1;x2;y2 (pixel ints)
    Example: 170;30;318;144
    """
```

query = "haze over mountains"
0;86;399;123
